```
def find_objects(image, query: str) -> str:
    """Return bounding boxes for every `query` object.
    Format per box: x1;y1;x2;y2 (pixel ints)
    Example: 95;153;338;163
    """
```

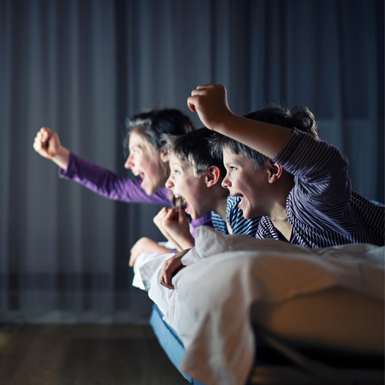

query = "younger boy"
158;127;261;249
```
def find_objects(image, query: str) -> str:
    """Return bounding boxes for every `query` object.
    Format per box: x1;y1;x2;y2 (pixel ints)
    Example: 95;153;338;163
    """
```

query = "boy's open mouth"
173;195;188;212
231;193;245;208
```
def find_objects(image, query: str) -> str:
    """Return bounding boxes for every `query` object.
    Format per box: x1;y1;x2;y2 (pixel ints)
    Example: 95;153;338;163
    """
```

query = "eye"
174;169;181;176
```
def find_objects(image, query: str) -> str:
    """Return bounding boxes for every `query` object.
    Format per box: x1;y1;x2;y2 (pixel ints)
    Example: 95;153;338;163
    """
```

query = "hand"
129;237;171;267
159;249;190;289
153;208;183;251
187;84;233;131
153;207;170;230
33;127;70;169
162;209;194;248
33;127;61;159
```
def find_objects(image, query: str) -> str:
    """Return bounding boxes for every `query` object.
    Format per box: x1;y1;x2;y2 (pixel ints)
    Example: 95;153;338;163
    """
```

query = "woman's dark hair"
163;128;226;178
211;105;319;169
122;109;195;157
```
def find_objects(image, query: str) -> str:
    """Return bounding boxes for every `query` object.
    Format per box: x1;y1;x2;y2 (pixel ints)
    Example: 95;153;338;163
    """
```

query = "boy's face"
165;153;209;219
222;147;269;219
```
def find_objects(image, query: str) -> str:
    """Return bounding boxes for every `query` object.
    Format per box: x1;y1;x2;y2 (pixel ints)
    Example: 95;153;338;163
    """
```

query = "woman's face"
125;132;169;195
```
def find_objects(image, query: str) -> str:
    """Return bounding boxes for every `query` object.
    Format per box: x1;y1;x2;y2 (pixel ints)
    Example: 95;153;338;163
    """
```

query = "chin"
187;208;199;220
187;210;197;220
144;185;155;195
241;209;253;220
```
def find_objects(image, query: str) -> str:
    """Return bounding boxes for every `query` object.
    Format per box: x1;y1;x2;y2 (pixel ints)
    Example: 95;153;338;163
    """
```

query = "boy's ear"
267;159;283;184
160;147;169;163
205;166;221;187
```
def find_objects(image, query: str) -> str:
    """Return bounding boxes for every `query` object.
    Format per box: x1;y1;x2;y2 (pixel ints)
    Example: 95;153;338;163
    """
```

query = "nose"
124;154;134;169
221;174;231;189
165;177;174;190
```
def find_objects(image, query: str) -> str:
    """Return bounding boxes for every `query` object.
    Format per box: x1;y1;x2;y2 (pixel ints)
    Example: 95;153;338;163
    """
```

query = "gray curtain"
0;0;383;323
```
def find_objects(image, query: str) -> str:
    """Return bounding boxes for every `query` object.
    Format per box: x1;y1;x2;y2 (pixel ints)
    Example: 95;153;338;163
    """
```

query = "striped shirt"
211;196;261;236
255;129;385;247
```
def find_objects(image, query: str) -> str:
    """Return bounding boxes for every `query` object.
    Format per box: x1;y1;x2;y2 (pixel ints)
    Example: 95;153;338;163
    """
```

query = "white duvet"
137;226;384;385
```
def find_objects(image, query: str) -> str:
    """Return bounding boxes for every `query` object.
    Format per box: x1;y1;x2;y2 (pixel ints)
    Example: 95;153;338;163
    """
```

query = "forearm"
171;232;195;250
158;225;194;251
215;113;294;160
189;84;294;159
60;153;171;204
147;244;176;254
51;146;70;170
157;226;184;252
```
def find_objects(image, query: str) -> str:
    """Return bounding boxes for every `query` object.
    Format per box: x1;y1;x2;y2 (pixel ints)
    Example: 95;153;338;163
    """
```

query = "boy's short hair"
164;128;226;178
210;105;319;169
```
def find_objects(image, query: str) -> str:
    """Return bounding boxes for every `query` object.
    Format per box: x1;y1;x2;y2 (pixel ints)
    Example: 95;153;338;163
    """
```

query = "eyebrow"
129;144;142;150
170;159;192;173
223;158;241;167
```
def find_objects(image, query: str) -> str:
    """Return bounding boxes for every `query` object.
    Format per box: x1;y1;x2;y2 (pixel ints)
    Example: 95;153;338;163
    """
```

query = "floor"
0;323;190;385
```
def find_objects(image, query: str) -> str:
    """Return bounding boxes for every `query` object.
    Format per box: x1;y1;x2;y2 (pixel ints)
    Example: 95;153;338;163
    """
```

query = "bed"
133;226;384;385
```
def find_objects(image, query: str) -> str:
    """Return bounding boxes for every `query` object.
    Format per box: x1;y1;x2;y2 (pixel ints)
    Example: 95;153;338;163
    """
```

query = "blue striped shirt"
256;129;385;247
211;196;261;236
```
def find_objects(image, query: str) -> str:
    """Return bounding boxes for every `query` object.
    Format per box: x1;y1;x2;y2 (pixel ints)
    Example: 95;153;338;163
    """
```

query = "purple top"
60;153;172;205
190;212;213;238
256;129;385;247
60;153;214;238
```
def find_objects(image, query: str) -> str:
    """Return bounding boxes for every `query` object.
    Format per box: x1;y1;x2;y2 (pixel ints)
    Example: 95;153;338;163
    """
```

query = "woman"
33;108;200;257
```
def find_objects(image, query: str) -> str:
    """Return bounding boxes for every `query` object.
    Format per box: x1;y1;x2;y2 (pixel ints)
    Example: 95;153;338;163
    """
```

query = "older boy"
160;84;384;289
187;84;385;247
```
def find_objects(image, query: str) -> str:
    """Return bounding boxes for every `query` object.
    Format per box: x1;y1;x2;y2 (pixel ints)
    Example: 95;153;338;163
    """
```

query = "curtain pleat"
0;0;383;323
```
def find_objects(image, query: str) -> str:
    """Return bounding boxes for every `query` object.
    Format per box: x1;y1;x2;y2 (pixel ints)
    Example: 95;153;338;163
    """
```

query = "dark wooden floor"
0;324;190;385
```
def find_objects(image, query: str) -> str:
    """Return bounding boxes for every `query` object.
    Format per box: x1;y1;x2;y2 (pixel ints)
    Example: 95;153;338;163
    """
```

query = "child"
187;84;385;248
161;128;260;245
156;127;261;288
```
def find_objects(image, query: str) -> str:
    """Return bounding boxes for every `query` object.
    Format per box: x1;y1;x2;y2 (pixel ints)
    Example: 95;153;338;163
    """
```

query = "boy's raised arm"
188;84;293;160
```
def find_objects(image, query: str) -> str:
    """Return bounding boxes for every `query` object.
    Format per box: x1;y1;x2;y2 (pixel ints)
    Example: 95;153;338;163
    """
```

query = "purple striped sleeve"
274;129;352;223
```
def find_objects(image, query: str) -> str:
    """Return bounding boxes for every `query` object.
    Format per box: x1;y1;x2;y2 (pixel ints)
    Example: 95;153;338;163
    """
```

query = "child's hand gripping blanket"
140;226;384;385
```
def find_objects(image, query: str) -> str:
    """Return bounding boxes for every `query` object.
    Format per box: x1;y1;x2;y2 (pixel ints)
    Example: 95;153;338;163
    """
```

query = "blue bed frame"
150;303;384;385
150;304;208;385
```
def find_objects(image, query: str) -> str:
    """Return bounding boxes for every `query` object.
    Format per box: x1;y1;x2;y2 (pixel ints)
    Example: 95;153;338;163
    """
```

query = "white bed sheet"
141;226;384;385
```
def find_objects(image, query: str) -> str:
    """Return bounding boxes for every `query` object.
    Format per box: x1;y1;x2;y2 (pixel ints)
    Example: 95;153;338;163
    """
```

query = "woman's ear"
267;159;284;184
205;166;221;187
159;147;169;163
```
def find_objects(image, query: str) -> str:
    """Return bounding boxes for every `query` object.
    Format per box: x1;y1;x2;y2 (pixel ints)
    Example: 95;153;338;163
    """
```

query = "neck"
213;194;228;222
269;176;295;241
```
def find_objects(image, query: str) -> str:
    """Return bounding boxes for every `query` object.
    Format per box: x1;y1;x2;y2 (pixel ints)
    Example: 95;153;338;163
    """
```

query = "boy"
158;127;261;247
187;84;385;247
160;83;384;289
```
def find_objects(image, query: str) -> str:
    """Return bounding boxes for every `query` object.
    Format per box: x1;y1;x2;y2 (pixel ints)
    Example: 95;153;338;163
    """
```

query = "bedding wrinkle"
147;227;384;385
135;227;384;385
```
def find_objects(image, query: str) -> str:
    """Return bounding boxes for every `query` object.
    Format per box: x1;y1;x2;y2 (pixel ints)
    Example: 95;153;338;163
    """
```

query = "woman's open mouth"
136;172;145;188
